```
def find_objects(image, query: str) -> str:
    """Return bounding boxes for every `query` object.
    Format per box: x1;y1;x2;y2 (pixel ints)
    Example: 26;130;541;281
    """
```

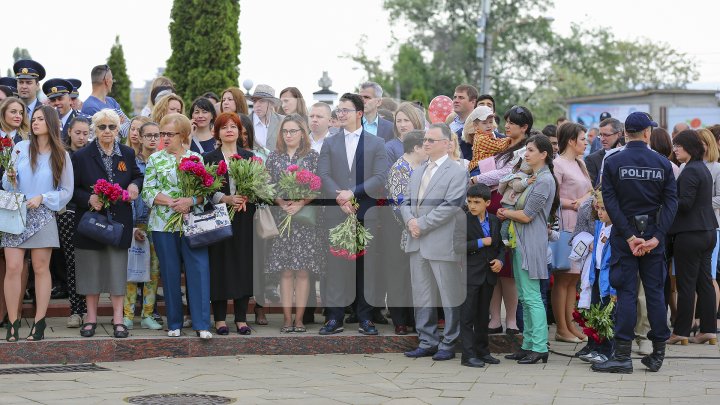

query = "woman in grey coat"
498;134;560;364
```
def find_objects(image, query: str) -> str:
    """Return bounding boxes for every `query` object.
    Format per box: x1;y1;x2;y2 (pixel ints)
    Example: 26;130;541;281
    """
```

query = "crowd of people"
0;59;719;373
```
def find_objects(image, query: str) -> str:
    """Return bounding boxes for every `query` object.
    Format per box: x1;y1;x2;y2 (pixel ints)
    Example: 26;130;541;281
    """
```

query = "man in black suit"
458;184;504;367
43;78;79;142
360;82;394;143
585;118;624;186
318;93;389;335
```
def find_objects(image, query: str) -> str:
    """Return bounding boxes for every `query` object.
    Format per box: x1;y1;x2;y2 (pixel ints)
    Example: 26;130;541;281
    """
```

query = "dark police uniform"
0;77;18;96
43;78;78;141
600;113;678;368
13;59;46;114
67;78;82;100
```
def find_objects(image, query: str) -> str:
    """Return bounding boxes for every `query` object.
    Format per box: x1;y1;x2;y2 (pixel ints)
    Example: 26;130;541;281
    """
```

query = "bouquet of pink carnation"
328;199;373;260
93;178;130;209
164;155;226;232
275;164;321;236
226;154;275;220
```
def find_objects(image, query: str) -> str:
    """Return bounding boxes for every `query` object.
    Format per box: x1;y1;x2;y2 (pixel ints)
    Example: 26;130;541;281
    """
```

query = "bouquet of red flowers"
93;178;130;209
0;136;19;173
328;199;373;260
164;155;226;232
573;299;615;344
275;164;321;236
226;154;275;220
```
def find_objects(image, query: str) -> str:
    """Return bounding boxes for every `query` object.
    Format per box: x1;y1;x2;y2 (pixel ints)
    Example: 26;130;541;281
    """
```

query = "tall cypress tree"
165;0;241;102
107;36;133;114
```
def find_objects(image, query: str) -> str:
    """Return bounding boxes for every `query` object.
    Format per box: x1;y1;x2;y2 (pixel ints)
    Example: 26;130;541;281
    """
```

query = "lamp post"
242;79;253;111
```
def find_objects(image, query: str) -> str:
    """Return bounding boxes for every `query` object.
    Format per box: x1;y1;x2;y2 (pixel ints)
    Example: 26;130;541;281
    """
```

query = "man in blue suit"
360;82;394;143
318;93;389;335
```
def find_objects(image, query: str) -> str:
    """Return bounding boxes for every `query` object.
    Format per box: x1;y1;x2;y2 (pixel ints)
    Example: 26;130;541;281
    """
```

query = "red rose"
1;137;12;148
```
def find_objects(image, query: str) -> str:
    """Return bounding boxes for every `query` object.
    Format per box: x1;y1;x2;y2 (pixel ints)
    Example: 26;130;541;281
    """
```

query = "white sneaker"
167;329;181;337
636;339;653;355
197;330;212;340
67;314;83;328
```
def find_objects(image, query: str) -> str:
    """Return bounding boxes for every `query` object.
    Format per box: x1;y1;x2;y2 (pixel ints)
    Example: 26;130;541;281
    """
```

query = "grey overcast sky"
1;0;718;102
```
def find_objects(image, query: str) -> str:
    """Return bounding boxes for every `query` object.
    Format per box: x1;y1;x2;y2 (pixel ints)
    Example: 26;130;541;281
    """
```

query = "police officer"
12;59;45;114
593;112;678;374
0;77;18;98
67;78;83;112
43;78;78;141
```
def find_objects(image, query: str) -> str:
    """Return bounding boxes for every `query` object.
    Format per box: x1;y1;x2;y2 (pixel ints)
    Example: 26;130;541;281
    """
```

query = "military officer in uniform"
43;78;78;141
593;112;678;374
67;78;83;112
0;77;18;98
13;59;45;114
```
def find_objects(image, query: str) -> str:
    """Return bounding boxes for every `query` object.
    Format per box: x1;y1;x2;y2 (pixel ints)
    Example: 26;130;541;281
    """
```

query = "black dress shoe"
505;328;520;336
488;326;503;334
461;357;485;368
480;354;500;364
517;351;548;364
372;311;389;325
504;349;530;360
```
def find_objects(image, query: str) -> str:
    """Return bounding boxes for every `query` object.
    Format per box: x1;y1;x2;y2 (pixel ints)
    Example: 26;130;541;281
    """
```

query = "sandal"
26;318;46;341
254;305;268;325
293;325;307;333
113;323;129;338
280;325;294;333
80;322;97;338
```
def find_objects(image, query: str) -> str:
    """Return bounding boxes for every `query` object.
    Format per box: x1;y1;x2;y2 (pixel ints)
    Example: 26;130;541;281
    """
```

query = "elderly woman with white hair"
3;105;73;342
71;108;143;339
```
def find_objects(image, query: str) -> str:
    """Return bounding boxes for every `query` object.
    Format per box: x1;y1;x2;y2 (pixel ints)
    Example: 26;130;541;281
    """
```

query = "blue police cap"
13;59;46;81
624;112;658;133
0;77;18;95
67;78;82;99
42;78;74;99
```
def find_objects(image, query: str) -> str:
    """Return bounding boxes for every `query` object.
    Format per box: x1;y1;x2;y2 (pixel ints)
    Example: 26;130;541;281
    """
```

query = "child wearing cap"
466;106;511;174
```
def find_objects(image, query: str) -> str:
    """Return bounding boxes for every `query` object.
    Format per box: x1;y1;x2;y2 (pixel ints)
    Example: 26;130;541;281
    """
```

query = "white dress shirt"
253;114;269;149
60;110;73;130
310;130;330;153
344;127;362;170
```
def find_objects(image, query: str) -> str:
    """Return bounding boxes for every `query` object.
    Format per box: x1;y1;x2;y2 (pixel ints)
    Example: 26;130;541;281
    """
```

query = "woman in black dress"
204;112;255;335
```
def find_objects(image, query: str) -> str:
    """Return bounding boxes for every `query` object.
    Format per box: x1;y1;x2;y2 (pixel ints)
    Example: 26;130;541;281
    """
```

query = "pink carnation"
217;160;228;176
287;164;299;172
122;190;130;202
251;156;264;163
296;170;313;184
309;177;322;191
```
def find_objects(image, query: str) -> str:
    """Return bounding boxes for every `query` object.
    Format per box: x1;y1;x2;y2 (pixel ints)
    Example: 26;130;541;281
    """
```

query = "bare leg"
30;248;52;321
488;283;503;329
500;277;518;329
280;270;294;327
19;261;28;319
552;272;572;338
3;248;25;324
566;273;586;339
111;295;124;325
294;271;309;327
84;294;100;328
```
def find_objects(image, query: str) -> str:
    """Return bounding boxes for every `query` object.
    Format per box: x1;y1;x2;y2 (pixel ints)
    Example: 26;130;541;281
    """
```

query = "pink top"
553;156;592;231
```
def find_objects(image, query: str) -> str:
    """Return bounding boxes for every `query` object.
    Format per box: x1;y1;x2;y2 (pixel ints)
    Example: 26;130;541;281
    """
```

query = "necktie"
418;161;436;200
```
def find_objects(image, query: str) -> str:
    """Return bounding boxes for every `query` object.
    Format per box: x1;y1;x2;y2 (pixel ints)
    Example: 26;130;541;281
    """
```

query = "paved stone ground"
0;338;717;405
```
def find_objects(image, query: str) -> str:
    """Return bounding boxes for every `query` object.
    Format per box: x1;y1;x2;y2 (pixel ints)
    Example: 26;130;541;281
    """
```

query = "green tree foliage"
107;36;134;115
12;47;32;62
165;0;241;103
356;0;698;125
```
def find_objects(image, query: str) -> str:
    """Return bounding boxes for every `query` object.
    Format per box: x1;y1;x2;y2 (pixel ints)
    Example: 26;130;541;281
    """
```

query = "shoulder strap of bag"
192;136;205;154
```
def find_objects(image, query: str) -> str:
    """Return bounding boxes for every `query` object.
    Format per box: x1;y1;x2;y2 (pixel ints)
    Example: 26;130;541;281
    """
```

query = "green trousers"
512;248;548;353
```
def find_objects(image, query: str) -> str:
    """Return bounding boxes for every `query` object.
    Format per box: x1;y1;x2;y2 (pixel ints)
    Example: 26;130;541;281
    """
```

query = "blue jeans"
152;231;211;331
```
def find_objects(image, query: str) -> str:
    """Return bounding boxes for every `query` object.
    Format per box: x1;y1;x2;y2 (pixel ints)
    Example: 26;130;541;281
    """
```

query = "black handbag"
77;211;124;247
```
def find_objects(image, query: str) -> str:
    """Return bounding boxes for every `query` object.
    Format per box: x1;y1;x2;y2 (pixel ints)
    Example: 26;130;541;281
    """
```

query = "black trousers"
212;296;250;323
673;230;717;336
460;281;494;359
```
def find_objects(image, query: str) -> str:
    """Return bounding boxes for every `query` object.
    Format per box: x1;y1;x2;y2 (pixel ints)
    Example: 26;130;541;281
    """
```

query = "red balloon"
428;95;453;124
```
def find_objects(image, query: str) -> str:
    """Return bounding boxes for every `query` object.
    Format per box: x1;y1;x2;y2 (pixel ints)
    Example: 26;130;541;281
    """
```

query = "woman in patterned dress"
265;114;324;333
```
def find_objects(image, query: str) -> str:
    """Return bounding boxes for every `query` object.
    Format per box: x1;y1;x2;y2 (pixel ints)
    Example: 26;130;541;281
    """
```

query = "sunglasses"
96;124;117;131
423;137;446;144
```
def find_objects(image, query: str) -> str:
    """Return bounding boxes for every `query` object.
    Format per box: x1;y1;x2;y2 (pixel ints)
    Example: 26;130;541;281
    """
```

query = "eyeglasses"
281;129;303;136
96;124;117;131
599;130;621;138
334;108;356;116
423;137;446;144
159;132;180;138
143;133;160;140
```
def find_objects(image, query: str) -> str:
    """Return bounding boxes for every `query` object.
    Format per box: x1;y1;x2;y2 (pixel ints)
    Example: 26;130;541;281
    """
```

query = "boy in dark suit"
459;184;504;367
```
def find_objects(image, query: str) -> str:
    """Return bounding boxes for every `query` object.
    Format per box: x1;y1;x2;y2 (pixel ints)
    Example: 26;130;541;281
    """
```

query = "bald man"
672;122;689;138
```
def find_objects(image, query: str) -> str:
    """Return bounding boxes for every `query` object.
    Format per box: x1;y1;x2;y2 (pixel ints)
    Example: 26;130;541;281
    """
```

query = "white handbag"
0;190;27;235
182;203;233;248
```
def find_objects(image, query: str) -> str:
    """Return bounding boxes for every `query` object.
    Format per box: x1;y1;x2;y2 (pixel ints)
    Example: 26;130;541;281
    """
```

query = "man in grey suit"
250;84;284;151
401;123;468;361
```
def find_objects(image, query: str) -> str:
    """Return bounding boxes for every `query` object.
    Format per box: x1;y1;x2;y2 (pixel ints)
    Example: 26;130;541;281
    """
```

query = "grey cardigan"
514;167;556;280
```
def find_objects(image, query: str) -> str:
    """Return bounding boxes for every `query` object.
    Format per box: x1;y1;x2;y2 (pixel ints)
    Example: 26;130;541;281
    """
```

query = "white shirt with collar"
60;109;73;130
253;114;269;149
310;130;330;153
426;154;450;181
344;127;362;169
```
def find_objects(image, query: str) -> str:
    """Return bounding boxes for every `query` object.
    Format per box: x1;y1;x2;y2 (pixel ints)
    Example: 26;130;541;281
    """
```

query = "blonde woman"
126;116;150;154
151;94;185;126
141;76;175;117
0;97;30;143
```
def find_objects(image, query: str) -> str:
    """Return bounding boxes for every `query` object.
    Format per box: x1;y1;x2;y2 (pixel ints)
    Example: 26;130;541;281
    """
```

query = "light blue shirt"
2;140;74;211
362;115;379;136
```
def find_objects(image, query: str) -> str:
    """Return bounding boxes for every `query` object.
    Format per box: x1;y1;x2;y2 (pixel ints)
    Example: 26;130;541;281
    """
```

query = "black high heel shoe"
26;318;46;341
517;351;548;364
5;319;20;342
504;349;530;360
